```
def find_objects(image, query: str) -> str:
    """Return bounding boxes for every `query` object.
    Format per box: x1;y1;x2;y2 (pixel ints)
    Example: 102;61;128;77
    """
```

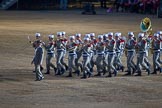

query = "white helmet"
108;32;113;36
84;37;90;41
75;33;81;37
115;32;121;37
157;31;162;35
90;33;95;37
154;33;159;37
69;36;75;40
128;32;134;37
85;34;90;38
35;33;41;37
62;31;66;35
57;32;62;36
49;34;54;39
103;34;108;38
98;35;103;39
138;33;144;38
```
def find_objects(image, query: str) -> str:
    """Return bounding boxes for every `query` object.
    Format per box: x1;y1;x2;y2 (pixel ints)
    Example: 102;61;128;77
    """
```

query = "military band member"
106;32;117;77
42;35;57;74
157;31;162;64
61;31;69;71
81;37;92;79
114;32;124;72
94;35;105;76
55;32;66;75
66;36;78;77
31;40;44;81
75;33;83;74
89;33;98;73
28;33;44;72
103;34;109;74
125;32;136;76
135;33;150;76
151;33;162;74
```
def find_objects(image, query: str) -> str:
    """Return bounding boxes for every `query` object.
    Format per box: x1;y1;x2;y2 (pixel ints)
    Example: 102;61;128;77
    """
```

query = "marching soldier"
106;32;117;77
66;36;78;77
31;40;44;81
84;34;93;73
151;33;162;74
135;33;150;76
42;35;57;74
114;32;124;72
55;32;66;75
61;31;69;71
125;32;136;76
28;33;44;72
157;31;162;64
94;35;105;76
81;37;92;79
103;34;109;74
89;33;98;73
75;33;83;74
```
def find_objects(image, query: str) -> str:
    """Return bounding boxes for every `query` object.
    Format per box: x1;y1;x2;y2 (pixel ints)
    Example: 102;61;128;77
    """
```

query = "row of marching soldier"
29;31;162;81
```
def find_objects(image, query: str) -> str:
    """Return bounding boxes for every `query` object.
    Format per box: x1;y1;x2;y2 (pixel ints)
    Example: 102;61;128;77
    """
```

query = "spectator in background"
123;0;130;12
100;0;107;8
145;0;153;14
152;0;160;14
138;0;145;14
115;0;124;12
60;0;68;10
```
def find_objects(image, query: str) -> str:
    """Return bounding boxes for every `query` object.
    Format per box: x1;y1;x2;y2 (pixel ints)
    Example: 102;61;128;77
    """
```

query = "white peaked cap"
157;31;162;35
69;36;75;40
35;33;41;37
75;33;81;37
108;32;113;36
62;31;66;35
84;37;90;41
128;32;134;37
90;33;95;37
57;32;62;36
138;33;144;38
98;35;103;39
115;32;121;37
49;34;54;38
85;34;90;38
154;33;159;37
103;34;108;38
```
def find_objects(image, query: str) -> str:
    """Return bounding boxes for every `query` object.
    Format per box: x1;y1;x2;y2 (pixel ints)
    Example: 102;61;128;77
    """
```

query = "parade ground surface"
0;10;162;108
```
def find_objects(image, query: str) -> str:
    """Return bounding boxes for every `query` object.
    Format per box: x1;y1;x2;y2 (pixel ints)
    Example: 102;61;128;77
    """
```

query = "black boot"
81;73;87;79
66;72;72;77
151;69;157;74
159;67;162;73
94;72;101;77
146;68;151;75
40;66;44;71
121;66;125;72
45;70;50;74
75;70;80;76
114;70;118;77
106;72;112;77
102;68;107;75
132;68;136;75
135;71;141;76
65;65;68;71
55;69;61;75
87;71;92;78
60;68;66;75
54;67;57;74
124;71;131;76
